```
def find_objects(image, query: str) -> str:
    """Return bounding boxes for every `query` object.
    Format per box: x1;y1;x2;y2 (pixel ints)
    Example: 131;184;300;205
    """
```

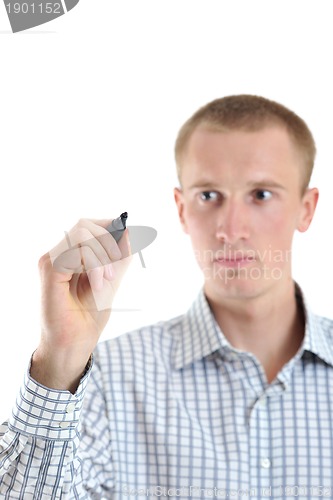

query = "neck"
206;279;305;383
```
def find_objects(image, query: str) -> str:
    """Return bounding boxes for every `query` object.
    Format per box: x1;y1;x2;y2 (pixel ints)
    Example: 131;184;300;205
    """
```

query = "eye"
199;191;220;202
254;189;272;201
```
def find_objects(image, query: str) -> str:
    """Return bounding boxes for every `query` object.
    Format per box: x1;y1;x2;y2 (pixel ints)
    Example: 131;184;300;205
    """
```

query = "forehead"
181;125;302;187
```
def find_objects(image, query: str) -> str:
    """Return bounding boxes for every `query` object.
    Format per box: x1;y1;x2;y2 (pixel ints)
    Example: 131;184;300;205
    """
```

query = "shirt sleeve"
0;353;115;499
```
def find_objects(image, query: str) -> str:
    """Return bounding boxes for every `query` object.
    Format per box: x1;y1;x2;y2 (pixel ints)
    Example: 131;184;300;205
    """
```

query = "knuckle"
80;245;94;258
38;253;50;273
77;217;88;227
75;227;91;243
80;246;96;270
113;247;122;261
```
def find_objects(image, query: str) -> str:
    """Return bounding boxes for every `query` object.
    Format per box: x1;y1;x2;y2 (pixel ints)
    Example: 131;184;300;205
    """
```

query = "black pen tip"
120;212;128;219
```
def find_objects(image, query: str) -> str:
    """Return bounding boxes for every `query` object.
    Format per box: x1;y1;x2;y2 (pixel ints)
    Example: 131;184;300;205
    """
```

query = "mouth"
214;255;256;268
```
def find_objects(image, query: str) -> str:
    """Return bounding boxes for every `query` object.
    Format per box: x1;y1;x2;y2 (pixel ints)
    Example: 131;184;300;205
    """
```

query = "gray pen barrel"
106;212;128;242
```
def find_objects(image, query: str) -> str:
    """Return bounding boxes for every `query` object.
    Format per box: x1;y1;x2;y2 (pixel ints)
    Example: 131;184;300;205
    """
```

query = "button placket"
249;387;271;494
258;395;267;407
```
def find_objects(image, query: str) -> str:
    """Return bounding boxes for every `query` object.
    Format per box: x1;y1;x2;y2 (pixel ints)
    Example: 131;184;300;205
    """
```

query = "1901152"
5;3;61;14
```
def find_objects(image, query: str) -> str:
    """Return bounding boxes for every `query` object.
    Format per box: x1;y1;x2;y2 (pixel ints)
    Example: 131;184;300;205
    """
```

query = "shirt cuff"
8;354;93;441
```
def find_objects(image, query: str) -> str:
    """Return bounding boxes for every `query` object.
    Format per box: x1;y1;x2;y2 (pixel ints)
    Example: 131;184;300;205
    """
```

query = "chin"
204;276;275;302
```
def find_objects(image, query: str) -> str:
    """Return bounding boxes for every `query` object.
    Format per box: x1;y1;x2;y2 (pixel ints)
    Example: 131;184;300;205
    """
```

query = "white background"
0;1;332;421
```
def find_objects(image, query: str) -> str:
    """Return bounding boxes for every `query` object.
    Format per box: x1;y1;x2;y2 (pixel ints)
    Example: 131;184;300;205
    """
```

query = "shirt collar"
171;284;333;370
171;288;233;370
299;286;333;367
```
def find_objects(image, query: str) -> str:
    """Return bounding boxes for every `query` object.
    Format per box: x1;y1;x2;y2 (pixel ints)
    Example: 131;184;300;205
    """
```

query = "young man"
1;95;332;499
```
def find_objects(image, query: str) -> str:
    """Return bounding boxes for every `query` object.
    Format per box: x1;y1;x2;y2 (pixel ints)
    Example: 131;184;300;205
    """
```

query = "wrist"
30;347;92;394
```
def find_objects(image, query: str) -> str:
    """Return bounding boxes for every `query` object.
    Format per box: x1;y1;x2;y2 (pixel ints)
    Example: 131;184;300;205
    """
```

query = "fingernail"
104;263;114;280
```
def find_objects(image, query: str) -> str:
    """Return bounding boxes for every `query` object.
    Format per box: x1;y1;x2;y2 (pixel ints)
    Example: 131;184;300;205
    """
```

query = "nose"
215;197;250;244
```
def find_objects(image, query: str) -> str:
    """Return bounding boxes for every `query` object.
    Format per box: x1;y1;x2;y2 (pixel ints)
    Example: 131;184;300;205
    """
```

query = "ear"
297;187;319;232
173;187;189;233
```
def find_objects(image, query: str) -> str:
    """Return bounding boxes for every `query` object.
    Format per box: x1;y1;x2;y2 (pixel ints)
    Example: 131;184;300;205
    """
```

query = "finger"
51;239;109;275
87;266;105;291
77;219;122;262
89;218;131;259
69;271;102;312
68;255;132;312
117;228;132;259
103;251;132;293
52;247;84;275
49;218;129;277
68;225;121;265
79;245;105;277
51;230;119;275
74;221;130;270
103;263;115;281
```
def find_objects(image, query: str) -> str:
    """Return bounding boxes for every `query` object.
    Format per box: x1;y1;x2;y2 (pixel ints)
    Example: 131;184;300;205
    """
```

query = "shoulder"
313;312;333;339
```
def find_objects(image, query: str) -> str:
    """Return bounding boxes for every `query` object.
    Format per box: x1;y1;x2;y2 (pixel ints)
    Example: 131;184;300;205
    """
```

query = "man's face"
174;126;318;302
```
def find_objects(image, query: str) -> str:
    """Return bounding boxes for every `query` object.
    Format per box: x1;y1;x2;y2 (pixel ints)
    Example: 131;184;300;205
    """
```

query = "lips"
214;255;256;268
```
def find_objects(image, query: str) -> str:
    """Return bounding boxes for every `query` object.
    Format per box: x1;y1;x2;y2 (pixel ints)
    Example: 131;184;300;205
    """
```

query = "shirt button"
59;421;70;429
66;403;76;413
259;396;267;407
261;458;271;469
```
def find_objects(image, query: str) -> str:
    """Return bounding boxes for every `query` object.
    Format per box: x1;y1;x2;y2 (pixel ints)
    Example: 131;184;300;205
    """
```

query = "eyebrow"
188;181;217;190
188;179;286;191
247;179;286;190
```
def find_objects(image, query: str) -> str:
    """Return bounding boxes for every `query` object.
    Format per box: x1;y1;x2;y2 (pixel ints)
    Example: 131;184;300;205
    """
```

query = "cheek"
188;221;210;254
260;213;288;236
184;212;215;267
184;205;208;236
255;211;296;269
255;204;296;241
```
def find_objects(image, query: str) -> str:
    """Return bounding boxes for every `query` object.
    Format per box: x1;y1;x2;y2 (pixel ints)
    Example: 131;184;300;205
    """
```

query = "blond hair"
175;95;316;192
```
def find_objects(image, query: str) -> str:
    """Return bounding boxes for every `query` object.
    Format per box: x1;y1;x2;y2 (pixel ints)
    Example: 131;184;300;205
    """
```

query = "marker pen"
106;212;128;242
